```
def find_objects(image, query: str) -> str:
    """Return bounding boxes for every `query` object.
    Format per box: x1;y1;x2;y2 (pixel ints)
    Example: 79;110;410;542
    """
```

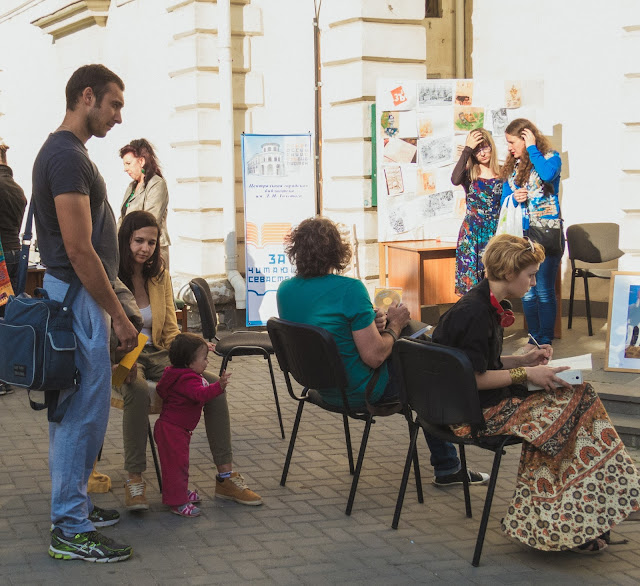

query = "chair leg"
471;441;508;567
584;275;593;336
148;419;162;493
345;416;373;516
568;272;576;329
266;356;285;439
392;422;420;529
218;355;230;377
281;400;305;486
342;414;355;475
460;444;471;518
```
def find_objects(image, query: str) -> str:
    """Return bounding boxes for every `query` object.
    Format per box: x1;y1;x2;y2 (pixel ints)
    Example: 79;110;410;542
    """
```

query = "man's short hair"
65;64;125;111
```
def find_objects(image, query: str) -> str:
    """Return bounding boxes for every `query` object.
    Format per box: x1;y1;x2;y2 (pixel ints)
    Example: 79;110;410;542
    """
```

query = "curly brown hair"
285;217;352;278
500;118;554;188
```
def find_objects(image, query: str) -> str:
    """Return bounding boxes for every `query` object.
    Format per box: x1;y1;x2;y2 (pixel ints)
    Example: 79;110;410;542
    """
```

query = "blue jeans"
522;253;561;345
45;274;112;535
380;362;460;477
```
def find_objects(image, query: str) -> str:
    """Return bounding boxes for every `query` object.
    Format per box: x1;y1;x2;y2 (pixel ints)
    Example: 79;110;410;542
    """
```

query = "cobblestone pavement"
2;317;640;584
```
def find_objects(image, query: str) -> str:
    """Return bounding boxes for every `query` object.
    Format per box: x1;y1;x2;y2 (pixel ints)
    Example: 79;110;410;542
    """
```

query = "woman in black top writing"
433;233;640;554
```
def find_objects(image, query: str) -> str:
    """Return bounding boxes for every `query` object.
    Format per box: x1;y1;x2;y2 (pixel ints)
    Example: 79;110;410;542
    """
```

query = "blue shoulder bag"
0;199;81;422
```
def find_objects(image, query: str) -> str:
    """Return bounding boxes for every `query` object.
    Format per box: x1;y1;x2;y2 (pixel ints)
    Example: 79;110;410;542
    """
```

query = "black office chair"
189;278;284;438
567;223;623;336
391;337;522;567
267;317;423;516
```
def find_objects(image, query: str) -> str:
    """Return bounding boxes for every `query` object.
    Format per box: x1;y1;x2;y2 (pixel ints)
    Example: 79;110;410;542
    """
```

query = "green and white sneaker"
88;505;120;528
49;527;132;562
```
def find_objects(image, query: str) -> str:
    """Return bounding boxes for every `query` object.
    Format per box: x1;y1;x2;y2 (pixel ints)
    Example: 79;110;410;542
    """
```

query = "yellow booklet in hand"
111;332;148;387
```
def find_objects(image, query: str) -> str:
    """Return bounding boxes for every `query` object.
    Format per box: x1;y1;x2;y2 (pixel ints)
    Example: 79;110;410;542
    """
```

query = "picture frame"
604;271;640;373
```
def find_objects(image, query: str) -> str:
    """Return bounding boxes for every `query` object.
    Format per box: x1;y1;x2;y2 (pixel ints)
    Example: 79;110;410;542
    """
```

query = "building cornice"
31;0;110;41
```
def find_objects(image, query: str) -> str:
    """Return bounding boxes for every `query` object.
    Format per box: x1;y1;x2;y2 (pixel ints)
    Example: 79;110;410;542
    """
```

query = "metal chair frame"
391;337;522;567
267;317;422;516
189;278;284;438
567;223;623;336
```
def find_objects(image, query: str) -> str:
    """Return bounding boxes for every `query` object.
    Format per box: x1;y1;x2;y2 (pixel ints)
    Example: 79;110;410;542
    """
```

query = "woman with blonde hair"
451;128;502;295
433;233;640;553
501;118;563;349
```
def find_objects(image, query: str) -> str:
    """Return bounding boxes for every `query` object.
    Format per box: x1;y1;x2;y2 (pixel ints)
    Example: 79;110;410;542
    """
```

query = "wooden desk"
378;240;458;321
26;267;45;296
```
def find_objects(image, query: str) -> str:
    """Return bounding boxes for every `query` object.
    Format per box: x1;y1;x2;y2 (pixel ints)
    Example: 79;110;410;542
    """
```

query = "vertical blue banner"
241;134;315;326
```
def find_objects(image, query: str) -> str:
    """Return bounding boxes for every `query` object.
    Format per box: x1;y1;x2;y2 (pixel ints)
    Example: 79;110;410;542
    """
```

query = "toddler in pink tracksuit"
154;333;230;517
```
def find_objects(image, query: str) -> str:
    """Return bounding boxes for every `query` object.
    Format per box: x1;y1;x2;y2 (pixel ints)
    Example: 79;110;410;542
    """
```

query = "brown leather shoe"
215;472;262;506
124;479;149;511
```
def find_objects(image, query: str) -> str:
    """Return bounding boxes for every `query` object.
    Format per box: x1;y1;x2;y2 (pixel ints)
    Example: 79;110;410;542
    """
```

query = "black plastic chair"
391;337;522;567
189;278;284;438
567;223;623;336
267;317;423;516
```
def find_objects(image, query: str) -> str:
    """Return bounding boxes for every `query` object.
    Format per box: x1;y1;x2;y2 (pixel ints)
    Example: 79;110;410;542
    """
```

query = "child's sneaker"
49;527;132;562
170;503;200;517
215;472;263;506
187;490;201;503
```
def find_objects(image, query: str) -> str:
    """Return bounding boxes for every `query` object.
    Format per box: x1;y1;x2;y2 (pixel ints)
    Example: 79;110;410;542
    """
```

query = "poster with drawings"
376;78;545;243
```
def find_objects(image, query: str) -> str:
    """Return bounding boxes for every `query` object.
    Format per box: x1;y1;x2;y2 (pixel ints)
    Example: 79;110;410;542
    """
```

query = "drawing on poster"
421;190;455;219
417;108;451;138
384;137;417;164
490;108;508;136
417;81;453;108
380;111;399;137
417;136;454;167
417;169;436;195
505;81;522;108
390;85;410;108
455;80;474;105
454;107;484;133
388;205;409;234
384;166;404;195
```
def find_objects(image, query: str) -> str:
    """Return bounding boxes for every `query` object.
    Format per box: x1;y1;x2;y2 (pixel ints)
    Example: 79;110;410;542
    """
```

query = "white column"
320;0;426;285
165;0;263;279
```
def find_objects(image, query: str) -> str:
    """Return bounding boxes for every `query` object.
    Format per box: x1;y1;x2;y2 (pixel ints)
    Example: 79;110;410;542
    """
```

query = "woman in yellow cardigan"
116;211;262;510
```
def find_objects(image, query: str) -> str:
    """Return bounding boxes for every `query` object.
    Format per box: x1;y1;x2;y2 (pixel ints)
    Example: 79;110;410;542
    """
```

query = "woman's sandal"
187;490;201;503
170;502;201;517
599;530;628;546
572;537;608;554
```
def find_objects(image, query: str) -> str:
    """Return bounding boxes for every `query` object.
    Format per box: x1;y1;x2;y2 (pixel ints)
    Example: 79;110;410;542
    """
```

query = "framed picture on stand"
605;271;640;373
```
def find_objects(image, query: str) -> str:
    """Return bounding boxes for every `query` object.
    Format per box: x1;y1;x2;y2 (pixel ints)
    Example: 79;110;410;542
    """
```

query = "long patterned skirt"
452;383;640;551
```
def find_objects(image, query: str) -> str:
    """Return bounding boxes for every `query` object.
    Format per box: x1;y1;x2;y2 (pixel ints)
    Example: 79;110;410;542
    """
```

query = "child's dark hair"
169;333;208;369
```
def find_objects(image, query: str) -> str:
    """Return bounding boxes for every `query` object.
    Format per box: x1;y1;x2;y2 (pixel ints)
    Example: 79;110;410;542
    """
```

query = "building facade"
0;0;638;309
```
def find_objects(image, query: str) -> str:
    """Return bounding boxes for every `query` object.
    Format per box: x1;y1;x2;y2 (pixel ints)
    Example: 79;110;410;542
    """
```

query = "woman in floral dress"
433;234;640;553
452;129;502;296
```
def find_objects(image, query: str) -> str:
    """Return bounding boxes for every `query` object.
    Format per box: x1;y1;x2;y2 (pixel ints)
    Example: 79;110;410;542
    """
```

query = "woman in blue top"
501;118;562;350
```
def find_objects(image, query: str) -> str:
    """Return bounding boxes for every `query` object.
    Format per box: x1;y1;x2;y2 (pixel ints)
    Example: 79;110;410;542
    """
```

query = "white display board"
241;134;316;326
376;79;545;243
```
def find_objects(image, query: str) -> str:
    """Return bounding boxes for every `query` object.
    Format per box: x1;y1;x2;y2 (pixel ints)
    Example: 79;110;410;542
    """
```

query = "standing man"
33;64;138;563
0;139;27;309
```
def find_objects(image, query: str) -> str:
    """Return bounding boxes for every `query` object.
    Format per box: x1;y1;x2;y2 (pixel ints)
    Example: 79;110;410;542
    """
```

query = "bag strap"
365;366;403;416
14;197;34;296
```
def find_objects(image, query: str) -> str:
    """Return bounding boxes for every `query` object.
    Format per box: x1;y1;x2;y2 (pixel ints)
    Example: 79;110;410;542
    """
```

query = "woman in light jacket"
115;211;262;511
118;139;171;270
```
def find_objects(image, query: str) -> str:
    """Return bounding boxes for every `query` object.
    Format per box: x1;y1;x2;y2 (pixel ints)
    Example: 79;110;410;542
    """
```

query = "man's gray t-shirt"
32;130;118;283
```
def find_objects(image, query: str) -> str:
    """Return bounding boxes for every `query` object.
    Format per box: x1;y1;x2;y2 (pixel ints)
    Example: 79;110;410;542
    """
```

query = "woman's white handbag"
495;194;524;238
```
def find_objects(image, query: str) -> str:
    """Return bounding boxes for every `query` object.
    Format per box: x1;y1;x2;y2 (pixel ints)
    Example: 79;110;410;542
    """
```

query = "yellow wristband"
509;367;527;385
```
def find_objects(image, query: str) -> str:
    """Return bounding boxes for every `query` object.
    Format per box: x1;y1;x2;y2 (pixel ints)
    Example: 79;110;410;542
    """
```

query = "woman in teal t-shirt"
276;217;489;486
